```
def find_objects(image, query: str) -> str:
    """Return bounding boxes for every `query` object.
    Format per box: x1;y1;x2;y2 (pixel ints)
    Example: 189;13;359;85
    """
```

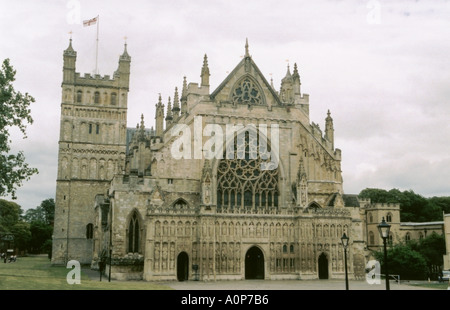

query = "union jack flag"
83;16;98;27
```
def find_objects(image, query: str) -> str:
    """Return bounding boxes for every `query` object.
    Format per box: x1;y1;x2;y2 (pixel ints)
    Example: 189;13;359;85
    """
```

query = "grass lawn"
0;255;173;290
408;282;450;290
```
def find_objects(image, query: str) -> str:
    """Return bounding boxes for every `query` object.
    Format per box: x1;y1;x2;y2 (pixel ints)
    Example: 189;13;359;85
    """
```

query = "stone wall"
52;42;130;265
444;214;450;270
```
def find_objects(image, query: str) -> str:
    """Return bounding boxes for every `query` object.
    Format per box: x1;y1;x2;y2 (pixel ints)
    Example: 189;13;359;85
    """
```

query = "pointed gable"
210;47;282;107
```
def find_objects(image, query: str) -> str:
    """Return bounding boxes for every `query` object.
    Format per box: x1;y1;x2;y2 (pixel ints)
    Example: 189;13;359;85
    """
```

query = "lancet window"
128;211;140;253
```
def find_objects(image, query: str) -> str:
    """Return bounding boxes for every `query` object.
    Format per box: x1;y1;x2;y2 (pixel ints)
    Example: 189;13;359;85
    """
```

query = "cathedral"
52;38;429;282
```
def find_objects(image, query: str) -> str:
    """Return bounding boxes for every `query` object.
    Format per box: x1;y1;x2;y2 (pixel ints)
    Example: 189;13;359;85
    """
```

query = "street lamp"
378;217;391;290
341;232;349;290
108;244;112;282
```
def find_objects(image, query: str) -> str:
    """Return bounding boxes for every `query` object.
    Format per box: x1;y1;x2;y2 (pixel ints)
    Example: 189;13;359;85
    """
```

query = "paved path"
81;267;444;290
159;279;438;290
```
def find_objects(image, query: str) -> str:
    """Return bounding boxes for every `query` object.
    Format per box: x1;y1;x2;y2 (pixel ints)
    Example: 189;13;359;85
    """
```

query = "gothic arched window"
307;202;321;211
173;199;188;209
94;91;100;104
86;223;93;239
369;231;375;245
405;232;411;243
217;130;279;211
231;77;263;105
388;233;393;245
111;92;117;105
128;211;140;253
77;90;82;103
386;213;392;223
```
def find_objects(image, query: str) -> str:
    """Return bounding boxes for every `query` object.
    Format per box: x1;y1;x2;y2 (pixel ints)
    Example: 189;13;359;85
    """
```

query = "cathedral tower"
52;40;131;265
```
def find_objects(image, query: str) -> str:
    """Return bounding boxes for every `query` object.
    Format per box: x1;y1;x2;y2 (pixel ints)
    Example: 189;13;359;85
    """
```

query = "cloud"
1;0;450;210
345;155;450;197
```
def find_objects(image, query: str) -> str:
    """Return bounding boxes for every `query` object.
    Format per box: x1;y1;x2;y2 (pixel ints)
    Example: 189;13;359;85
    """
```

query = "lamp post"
378;217;391;290
108;247;112;282
341;232;349;290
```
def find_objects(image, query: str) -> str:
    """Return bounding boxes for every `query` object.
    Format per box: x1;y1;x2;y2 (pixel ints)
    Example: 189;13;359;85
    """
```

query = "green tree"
394;190;432;222
23;207;44;223
428;196;450;214
39;198;55;225
359;188;444;222
0;199;22;232
23;198;54;253
24;198;54;225
29;221;52;253
0;58;38;199
412;232;446;277
359;188;393;203
374;243;428;280
0;199;30;251
10;221;31;251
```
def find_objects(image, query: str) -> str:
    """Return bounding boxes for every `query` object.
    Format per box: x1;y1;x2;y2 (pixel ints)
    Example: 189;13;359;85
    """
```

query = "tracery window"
231;77;263;105
173;199;187;209
217;131;279;211
128;211;140;253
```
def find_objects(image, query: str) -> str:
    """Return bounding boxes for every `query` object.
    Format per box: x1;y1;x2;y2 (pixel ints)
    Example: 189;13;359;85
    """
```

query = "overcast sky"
1;0;449;211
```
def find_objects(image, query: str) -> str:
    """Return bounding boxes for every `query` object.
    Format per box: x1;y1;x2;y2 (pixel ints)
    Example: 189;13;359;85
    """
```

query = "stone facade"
444;214;450;270
363;200;444;252
51;40;130;265
365;201;401;249
53;39;445;280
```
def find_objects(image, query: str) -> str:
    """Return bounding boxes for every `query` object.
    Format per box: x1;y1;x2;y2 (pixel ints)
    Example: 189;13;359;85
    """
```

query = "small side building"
444;213;450;271
400;221;444;243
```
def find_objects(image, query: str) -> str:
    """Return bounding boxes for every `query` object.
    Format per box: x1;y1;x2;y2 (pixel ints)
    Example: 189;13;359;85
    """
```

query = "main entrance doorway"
318;253;329;279
177;252;189;281
245;246;264;279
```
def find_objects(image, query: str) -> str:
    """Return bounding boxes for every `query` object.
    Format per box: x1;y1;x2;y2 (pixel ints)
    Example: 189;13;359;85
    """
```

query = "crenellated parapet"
365;203;401;210
73;72;125;88
306;207;351;218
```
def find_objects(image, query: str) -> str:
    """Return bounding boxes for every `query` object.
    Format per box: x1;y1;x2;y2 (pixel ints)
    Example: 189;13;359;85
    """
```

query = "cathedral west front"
51;38;403;281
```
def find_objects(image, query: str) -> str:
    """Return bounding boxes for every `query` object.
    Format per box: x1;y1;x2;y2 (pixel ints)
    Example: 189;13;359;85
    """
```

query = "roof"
327;193;337;207
343;194;360;207
126;127;154;154
400;221;444;226
210;55;283;106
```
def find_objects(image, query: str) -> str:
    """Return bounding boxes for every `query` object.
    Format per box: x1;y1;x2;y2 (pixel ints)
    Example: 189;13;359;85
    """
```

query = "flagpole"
95;15;99;75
